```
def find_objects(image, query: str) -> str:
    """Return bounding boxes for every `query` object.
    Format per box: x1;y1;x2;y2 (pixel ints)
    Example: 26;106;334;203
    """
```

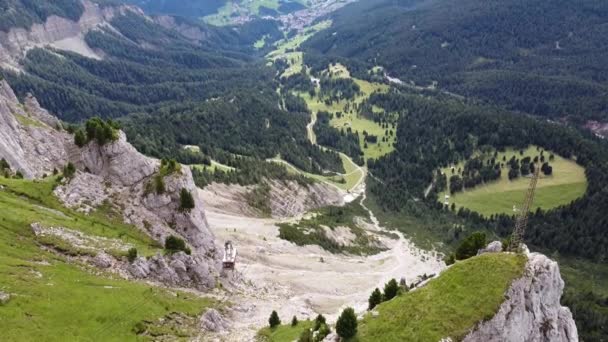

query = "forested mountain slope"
305;0;608;121
1;0;341;175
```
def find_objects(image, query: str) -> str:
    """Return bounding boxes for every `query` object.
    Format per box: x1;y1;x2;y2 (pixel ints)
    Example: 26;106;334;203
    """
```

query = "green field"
257;320;314;341
190;160;235;173
358;253;526;341
268;154;364;192
0;177;216;340
440;146;587;217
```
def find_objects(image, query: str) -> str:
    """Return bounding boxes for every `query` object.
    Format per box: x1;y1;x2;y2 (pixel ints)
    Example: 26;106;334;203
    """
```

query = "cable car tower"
509;165;541;252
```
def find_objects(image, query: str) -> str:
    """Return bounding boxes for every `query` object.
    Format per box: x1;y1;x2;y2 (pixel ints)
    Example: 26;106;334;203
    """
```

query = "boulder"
93;252;114;269
200;309;230;332
0;291;10;305
477;241;503;255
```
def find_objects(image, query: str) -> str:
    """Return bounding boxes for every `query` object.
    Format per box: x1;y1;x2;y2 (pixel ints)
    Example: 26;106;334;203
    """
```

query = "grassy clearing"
0;177;216;341
268;156;363;191
15;114;47;128
258;320;314;341
295;66;394;160
358;253;526;341
440;146;587;217
190;160;235;174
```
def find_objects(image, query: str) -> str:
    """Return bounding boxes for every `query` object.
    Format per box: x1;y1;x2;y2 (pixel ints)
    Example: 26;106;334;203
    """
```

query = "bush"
179;188;195;212
315;324;331;341
336;307;357;339
63;162;76;178
0;158;9;170
74;129;87;147
368;288;382;310
313;314;326;331
444;253;456;265
164;235;190;255
268;310;281;328
298;328;312;342
127;248;138;262
85;117;119;146
455;232;487;260
291;315;298;326
383;278;399;301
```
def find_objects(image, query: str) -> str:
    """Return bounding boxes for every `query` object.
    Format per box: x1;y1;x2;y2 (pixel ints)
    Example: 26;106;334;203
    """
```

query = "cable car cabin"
223;241;237;270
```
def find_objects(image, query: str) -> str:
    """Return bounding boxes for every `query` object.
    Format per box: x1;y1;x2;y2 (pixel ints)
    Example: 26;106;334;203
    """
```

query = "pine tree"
336;307;357;339
179;188;195;212
383;278;399;301
291;315;298;326
368;288;382;310
269;310;281;328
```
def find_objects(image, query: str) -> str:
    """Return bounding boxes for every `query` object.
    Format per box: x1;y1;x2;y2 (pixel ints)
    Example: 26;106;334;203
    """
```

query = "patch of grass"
0;177;216;341
357;253;526;341
268;156;363;191
0;177;159;256
190;160;235;174
440;146;587;217
15;114;47;128
257;320;314;341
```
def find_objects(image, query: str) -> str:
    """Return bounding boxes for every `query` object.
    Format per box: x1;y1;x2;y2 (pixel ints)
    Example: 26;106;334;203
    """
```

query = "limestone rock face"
463;253;578;342
128;252;216;291
0;80;70;178
200;309;230;332
267;179;344;218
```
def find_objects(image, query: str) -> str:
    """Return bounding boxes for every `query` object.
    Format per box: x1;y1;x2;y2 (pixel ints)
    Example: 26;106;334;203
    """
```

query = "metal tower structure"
509;165;541;252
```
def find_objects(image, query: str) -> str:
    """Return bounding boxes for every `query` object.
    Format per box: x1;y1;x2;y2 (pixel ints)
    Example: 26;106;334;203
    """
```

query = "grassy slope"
258;320;314;341
440;146;587;216
0;177;215;340
358;253;526;341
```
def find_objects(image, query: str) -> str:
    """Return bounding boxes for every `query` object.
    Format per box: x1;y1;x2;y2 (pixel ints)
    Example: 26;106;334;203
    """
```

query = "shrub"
74;129;87;147
269;310;281;328
368;288;382;310
298;328;312;342
0;158;9;170
336;307;357;339
291;315;298;326
63;162;76;178
455;232;487;260
85;117;118;146
313;314;326;331
14;171;23;179
179;188;195;212
315;324;331;341
127;248;138;262
164;235;190;255
383;278;399;301
444;253;456;265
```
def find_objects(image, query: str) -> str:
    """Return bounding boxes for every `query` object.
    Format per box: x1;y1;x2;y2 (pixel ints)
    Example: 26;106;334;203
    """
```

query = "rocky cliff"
464;250;578;342
0;79;219;289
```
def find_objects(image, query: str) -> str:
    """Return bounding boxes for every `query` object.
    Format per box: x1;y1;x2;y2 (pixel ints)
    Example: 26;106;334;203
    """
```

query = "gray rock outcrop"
0;80;70;178
128;252;216;290
0;291;10;305
267;179;344;218
477;241;503;255
463;252;578;342
200;309;230;332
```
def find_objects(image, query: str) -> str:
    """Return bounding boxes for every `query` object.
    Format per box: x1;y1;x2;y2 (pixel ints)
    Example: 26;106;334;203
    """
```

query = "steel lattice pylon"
509;165;541;252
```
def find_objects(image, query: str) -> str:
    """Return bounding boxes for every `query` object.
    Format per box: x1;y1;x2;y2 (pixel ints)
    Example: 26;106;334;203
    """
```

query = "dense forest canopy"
305;0;608;121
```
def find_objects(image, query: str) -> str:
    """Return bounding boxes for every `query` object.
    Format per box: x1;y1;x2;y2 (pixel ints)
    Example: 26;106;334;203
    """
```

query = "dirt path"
203;190;445;341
